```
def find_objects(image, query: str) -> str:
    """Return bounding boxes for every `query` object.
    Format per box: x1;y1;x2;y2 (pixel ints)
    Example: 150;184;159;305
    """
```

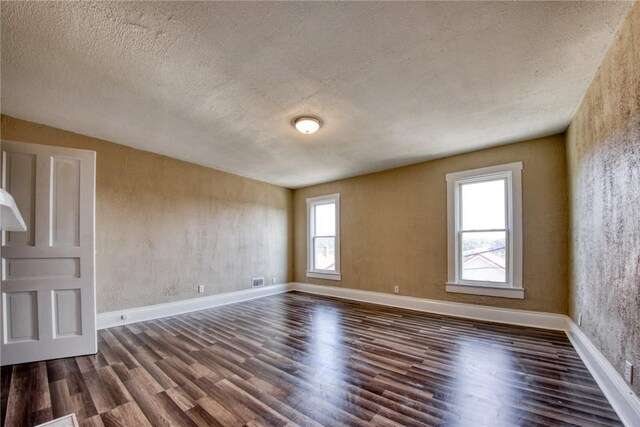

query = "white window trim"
445;162;523;299
306;193;341;281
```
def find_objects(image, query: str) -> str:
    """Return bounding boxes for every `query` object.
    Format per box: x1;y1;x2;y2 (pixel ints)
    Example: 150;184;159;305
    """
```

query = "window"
307;193;341;280
445;162;523;299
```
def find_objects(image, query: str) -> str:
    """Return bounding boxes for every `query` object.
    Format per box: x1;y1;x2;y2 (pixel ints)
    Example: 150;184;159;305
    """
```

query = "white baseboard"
290;282;640;427
290;282;567;330
565;320;640;427
97;283;291;329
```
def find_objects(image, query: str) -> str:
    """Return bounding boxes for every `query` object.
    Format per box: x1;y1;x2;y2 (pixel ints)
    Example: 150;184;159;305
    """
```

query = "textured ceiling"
0;1;633;188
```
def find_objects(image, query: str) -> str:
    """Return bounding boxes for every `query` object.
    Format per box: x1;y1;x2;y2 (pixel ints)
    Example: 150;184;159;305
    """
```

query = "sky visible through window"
461;180;505;230
315;203;335;236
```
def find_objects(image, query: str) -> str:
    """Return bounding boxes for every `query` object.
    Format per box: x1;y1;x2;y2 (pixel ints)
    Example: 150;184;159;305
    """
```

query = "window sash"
458;229;509;285
312;236;336;272
458;177;508;231
306;194;341;279
313;202;336;236
454;172;513;287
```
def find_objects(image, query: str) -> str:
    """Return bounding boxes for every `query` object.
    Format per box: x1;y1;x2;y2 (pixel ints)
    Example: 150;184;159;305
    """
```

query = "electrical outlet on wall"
624;361;633;384
394;285;399;294
198;285;205;293
272;277;276;284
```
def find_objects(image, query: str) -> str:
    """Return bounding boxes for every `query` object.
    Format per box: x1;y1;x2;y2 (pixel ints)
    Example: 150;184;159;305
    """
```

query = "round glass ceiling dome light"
293;116;321;134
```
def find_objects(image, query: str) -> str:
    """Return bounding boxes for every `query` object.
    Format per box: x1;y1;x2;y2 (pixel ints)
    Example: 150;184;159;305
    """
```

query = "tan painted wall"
567;2;640;395
1;115;293;313
294;135;568;313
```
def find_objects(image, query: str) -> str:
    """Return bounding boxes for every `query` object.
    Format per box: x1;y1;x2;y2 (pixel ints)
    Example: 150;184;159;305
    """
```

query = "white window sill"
307;271;341;281
446;282;524;299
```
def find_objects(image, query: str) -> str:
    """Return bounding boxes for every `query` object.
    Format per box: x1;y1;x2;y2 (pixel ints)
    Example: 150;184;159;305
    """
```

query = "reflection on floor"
1;292;621;426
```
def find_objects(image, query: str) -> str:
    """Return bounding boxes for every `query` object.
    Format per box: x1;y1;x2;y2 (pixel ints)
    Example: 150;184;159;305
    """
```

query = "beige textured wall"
1;115;293;313
294;135;568;313
567;3;640;395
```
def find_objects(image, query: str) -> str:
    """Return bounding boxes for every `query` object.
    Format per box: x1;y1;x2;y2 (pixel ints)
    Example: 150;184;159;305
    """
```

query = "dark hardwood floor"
1;292;621;427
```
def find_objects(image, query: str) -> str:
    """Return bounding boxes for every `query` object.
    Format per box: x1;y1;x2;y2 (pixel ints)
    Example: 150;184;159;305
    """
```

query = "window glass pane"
461;231;506;282
315;203;335;236
314;237;335;271
461;179;505;230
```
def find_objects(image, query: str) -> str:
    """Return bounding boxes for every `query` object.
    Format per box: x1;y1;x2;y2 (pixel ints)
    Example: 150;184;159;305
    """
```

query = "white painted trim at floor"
565;319;640;427
290;282;566;330
97;284;291;329
290;282;640;427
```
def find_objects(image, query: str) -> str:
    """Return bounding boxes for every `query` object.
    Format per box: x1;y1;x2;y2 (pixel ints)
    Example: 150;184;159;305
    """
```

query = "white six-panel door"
1;140;96;365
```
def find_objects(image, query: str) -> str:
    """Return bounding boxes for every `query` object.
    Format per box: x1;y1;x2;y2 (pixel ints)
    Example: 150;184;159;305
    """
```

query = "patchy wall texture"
566;3;640;395
294;135;569;313
1;116;293;313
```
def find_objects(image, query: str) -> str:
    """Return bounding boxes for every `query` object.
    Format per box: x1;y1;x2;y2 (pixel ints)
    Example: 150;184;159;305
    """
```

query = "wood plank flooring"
1;292;621;426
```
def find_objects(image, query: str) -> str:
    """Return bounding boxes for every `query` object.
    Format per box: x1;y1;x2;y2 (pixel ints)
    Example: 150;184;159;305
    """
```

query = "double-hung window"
445;162;523;299
306;193;341;281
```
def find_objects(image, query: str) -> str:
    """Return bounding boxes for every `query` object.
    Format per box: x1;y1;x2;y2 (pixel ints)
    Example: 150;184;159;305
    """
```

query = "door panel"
51;157;81;247
3;152;36;246
3;291;38;342
53;289;82;337
4;257;81;280
1;140;96;365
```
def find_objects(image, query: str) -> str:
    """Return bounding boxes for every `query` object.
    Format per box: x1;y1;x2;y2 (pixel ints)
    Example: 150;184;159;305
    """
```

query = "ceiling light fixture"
293;116;321;134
